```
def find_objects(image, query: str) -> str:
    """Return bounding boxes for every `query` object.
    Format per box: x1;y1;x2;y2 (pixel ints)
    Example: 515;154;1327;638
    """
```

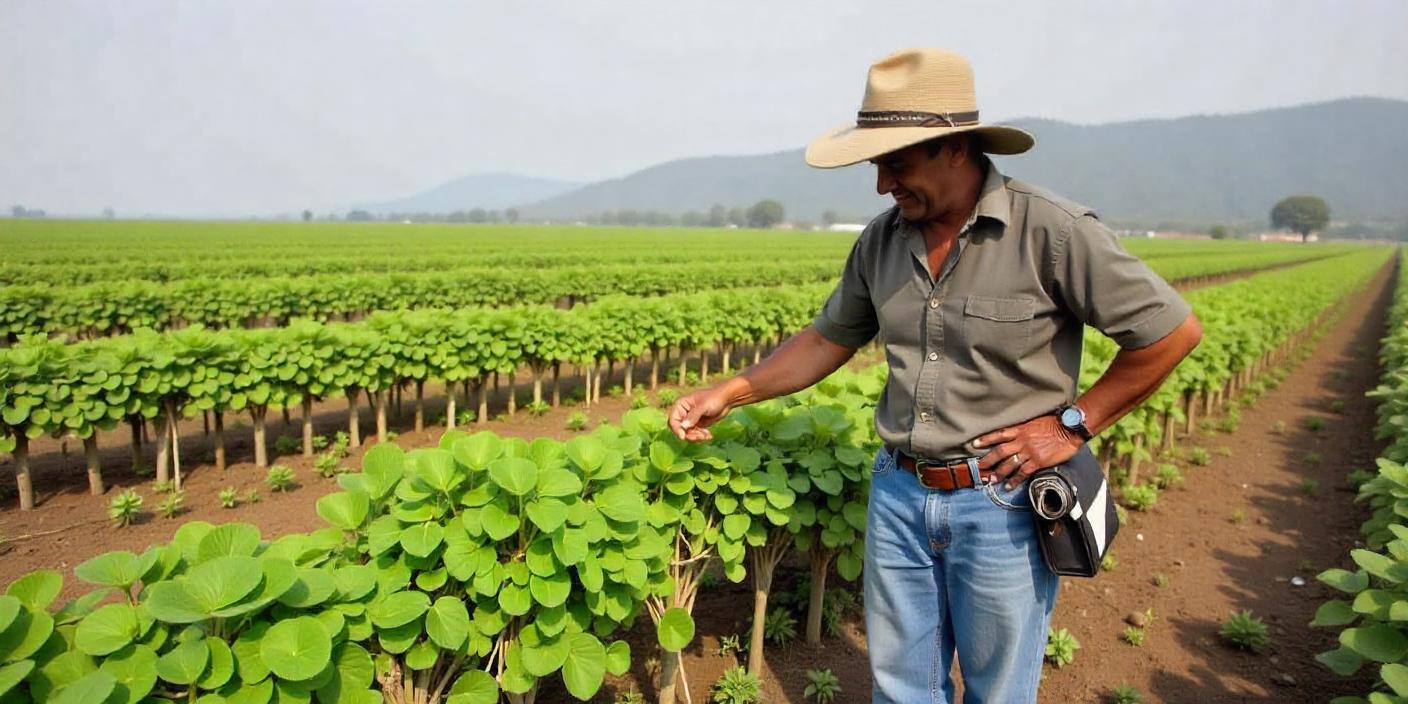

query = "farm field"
0;219;1400;704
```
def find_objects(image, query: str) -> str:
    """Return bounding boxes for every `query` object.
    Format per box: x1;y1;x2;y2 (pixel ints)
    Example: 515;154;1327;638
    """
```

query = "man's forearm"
1078;313;1203;436
717;326;860;407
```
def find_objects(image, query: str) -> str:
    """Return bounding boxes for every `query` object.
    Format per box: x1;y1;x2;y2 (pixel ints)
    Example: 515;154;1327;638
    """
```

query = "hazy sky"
3;0;1406;217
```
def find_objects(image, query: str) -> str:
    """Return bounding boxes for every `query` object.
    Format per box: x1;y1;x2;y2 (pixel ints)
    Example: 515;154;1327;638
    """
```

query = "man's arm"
668;325;859;442
974;312;1203;488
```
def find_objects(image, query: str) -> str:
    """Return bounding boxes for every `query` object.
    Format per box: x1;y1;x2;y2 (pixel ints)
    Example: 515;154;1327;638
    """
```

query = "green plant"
1216;446;1233;458
265;464;295;492
643;656;662;680
764;606;798;646
385;430;398;440
607;384;623;397
133;463;154;478
1270;420;1287;435
526;400;551;417
219;486;239;508
1153;463;1183;489
314;451;343;478
630;392;651;410
613;690;645;704
1330;399;1346;413
1045;627;1080;668
1304;416;1327;432
273;434;300;455
157;490;184;519
1122;626;1146;646
1100;554;1119;572
804;668;842;704
822;587;859;637
1302;451;1323;466
312;434;329;451
243;487;261;504
1347;467;1374;488
1188;447;1211;466
151;479;174;494
566;411;589;431
1300;479;1320;495
1217;408;1241;433
717;634;741;658
657;388;681;408
1219;610;1269;651
107;489;143;527
1121;483;1159;512
1110;683;1144;704
1229;509;1246;524
710;666;762;704
1152;573;1169;588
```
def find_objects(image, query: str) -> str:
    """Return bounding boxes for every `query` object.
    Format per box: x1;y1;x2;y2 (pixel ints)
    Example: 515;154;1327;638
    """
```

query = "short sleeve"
812;238;879;348
1052;215;1192;349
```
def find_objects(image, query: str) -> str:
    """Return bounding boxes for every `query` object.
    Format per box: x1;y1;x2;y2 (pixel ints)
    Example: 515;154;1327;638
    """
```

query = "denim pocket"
983;479;1032;512
871;449;894;476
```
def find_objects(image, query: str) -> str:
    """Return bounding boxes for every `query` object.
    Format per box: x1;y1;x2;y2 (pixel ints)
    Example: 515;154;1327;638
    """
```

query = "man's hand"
669;386;736;442
973;416;1084;489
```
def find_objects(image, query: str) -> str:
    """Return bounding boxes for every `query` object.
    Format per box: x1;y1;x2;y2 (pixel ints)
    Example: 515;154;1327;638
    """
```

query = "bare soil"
0;263;1392;703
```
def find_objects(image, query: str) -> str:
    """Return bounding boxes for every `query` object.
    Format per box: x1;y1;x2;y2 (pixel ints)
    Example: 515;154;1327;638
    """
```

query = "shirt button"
929;298;939;309
928;352;939;361
920;412;930;422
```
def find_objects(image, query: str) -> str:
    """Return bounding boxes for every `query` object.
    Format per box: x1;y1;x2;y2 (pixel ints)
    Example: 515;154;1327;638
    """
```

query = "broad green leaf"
453;433;503;471
51;669;116;704
75;603;139;656
314;642;375;704
232;622;271;684
1319;568;1370;594
526;499;569;534
156;637;210;686
564;436;607;474
0;598;19;635
1317;646;1364;676
197;523;262;562
537;468;582;498
596;484;644;523
278;568;337;609
5;570;62;611
0;660;35;698
332;565;377;601
490;457;539;496
183;556;264;612
1342;624;1408;663
656;607;694;652
362;443;406;499
416;449;463;494
560;632;606;700
1385;664;1408;697
225;678;274;704
199;638;235;690
0;609;53;663
370;591;430;629
447;669;499;704
426;597;470;651
480;502;520;541
499;584;532;616
530;573;571;608
405;640;438;671
399;523;445;558
722;514;750;540
99;644;158;704
604;640;630;676
317;492;371;531
260;617;332;681
75;551;157;590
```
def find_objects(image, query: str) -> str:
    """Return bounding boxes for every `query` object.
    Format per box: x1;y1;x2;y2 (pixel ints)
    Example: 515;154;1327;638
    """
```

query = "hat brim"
804;122;1034;169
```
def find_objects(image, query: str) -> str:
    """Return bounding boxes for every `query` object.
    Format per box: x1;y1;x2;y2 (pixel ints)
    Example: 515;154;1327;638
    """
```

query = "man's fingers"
972;426;1016;449
978;441;1022;471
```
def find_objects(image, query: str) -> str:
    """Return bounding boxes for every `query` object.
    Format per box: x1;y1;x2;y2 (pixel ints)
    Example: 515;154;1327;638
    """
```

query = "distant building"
827;223;865;233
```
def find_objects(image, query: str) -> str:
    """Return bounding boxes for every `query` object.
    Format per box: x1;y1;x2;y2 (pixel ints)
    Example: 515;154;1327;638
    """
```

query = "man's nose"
875;168;895;196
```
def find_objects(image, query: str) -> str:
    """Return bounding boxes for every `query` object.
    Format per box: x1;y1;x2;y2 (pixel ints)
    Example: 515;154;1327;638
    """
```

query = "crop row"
0;246;1361;344
0;367;883;703
0;261;843;342
1310;252;1408;703
1082;247;1393;484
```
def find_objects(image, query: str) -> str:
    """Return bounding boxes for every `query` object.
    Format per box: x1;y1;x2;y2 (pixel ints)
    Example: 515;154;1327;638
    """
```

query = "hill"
357;173;580;214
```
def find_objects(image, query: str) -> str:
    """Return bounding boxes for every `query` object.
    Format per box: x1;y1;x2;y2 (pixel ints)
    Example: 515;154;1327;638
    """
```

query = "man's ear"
949;134;974;166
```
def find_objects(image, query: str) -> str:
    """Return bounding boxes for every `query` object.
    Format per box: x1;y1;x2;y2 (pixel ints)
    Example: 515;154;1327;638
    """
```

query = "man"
668;48;1201;703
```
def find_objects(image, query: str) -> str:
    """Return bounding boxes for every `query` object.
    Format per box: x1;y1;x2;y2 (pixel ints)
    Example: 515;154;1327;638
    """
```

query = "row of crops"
1311;258;1408;703
0;367;884;703
0;246;1396;703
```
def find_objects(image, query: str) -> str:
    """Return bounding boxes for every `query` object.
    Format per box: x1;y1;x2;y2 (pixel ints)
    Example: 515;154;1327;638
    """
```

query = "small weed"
151;479;174;494
657;388;681;408
219;487;239;509
1122;626;1146;647
1153;464;1184;490
157;490;184;519
1300;479;1320;495
1121;483;1159;512
385;430;399;440
643;656;662;679
312;435;329;451
244;487;261;504
1216;446;1233;458
526;401;551;417
492;413;509;423
1298;559;1317;573
1100;554;1119;572
265;465;296;492
1217;409;1241;433
315;452;343;478
613;690;645;704
716;634;741;658
1110;683;1144;704
1219;610;1269;651
1348;468;1375;488
1152;573;1170;588
710;666;762;704
1329;399;1346;414
1045;627;1080;668
133;464;154;478
1302;451;1323;466
1188;447;1211;466
566;412;589;431
273;434;300;456
764;607;798;647
1198;418;1218;434
1303;416;1327;432
108;490;143;527
607;384;623;397
456;410;477;426
1229;509;1247;525
1270;420;1287;435
804;669;842;704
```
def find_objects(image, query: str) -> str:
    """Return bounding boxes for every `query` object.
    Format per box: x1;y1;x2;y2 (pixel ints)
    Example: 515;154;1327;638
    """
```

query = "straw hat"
805;48;1034;169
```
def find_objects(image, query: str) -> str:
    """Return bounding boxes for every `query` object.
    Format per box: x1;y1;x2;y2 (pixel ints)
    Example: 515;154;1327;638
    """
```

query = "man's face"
870;140;961;223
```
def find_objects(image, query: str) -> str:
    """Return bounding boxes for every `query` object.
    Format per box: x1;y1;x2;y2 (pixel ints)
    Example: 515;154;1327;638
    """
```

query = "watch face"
1060;407;1083;427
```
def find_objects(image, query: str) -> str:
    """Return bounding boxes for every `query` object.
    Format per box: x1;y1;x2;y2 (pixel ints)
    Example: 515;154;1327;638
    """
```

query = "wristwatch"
1057;404;1092;440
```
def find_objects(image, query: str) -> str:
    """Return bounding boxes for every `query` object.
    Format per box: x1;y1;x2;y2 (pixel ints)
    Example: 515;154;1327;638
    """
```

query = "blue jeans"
864;448;1059;704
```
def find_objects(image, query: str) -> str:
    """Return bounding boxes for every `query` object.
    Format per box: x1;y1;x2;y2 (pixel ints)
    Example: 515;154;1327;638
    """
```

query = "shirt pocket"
962;295;1036;360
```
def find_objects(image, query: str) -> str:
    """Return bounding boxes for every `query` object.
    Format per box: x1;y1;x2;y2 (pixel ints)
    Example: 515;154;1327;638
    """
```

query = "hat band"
856;110;980;128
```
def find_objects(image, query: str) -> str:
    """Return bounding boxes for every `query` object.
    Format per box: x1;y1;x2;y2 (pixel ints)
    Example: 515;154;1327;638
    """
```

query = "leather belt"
886;444;983;491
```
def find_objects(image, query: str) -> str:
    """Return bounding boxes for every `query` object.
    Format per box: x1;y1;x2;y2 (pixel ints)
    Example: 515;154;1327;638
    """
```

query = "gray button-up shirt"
813;163;1191;460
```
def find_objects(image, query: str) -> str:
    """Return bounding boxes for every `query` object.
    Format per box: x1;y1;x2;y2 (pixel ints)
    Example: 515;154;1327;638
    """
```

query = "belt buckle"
914;459;955;491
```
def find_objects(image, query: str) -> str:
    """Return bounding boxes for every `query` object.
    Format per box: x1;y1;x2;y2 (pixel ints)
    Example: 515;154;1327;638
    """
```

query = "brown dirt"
0;260;1391;703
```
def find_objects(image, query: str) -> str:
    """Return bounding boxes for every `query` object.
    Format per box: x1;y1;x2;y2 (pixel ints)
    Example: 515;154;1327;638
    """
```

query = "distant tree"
1270;195;1330;242
821;210;839;227
346;209;373;222
1394;221;1408;242
488;210;502;224
301;209;313;222
1208;225;1229;240
681;211;705;227
11;205;25;218
707;204;728;228
617;209;640;226
506;208;520;224
103;207;116;220
746;199;786;229
468;208;488;223
727;207;747;228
